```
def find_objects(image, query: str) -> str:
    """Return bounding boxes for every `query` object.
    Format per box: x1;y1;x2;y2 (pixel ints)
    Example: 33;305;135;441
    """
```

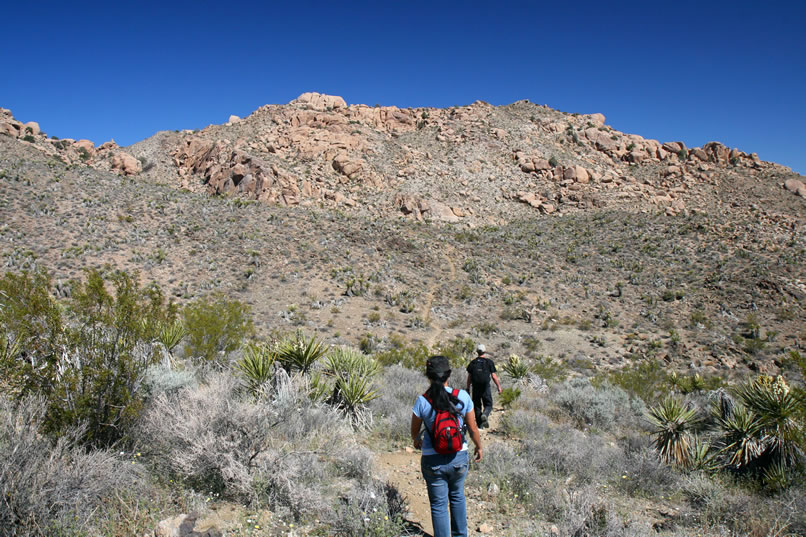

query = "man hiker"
465;344;502;429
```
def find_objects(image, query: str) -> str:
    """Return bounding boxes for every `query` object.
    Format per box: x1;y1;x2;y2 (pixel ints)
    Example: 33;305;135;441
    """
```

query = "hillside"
1;94;804;377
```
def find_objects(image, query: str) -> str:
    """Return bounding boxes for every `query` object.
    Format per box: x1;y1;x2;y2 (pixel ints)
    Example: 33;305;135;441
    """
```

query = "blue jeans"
421;450;469;537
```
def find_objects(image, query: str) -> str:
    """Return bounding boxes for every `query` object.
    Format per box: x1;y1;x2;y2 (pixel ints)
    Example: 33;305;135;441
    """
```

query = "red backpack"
424;389;465;454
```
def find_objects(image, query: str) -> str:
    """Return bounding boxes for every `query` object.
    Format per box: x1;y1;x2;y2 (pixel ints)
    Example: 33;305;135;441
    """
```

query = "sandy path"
375;406;502;536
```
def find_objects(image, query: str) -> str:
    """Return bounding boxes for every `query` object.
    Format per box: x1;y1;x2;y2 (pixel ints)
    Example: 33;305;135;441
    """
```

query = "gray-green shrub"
551;378;642;429
369;365;425;443
136;370;366;520
0;396;147;536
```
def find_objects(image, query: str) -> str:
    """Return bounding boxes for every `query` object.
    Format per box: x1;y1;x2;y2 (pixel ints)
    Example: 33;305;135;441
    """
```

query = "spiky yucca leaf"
236;341;276;394
335;375;379;414
277;331;328;375
761;460;791;492
309;371;333;403
325;346;379;381
157;319;186;352
648;396;699;467
1;331;22;363
716;405;765;468
688;437;717;472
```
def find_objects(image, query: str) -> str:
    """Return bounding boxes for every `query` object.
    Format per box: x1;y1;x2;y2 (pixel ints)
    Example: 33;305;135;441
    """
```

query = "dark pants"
470;382;493;423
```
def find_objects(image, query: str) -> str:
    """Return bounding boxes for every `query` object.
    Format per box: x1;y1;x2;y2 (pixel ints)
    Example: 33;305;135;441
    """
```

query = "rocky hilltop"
3;93;804;229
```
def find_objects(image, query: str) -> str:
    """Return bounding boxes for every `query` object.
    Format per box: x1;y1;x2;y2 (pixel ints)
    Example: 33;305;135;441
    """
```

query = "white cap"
476;344;486;354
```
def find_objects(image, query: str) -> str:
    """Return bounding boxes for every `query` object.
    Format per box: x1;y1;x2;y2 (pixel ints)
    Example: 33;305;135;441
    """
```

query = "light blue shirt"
413;386;474;456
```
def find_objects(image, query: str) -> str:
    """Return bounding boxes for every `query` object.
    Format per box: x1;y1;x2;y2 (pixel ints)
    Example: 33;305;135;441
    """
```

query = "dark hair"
424;355;462;415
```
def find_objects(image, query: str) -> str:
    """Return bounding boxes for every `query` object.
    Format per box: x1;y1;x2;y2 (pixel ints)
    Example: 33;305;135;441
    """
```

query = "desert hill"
1;94;805;377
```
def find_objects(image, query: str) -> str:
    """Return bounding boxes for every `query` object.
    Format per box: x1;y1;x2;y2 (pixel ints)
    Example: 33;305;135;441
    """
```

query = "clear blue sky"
2;0;804;174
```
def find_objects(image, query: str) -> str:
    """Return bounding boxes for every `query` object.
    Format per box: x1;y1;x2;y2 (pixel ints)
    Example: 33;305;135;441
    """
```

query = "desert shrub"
680;473;756;533
143;362;197;398
374;340;430;370
470;442;538;500
604;359;670;404
499;386;522;408
1;269;177;446
615;447;681;498
0;271;65;396
368;365;424;443
433;336;475;365
524;425;626;484
0;396;147;536
500;407;552;438
136;370;358;519
328;479;408;536
532;354;569;382
182;294;253;361
552;378;640;429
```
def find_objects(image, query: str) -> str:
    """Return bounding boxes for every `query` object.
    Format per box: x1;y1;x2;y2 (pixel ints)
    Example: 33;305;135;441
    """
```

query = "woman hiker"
411;355;483;537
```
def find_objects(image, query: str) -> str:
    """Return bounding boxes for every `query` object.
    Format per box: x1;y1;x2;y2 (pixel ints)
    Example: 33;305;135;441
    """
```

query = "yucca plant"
502;354;530;382
276;331;328;375
716;404;765;468
731;376;805;468
157;319;186;353
326;346;380;381
308;371;333;403
1;330;22;363
688;437;717;472
335;375;379;415
648;396;700;467
236;341;276;395
761;460;791;492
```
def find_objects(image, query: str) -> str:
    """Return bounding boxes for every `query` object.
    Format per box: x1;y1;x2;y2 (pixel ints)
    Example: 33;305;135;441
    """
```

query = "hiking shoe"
480;415;489;428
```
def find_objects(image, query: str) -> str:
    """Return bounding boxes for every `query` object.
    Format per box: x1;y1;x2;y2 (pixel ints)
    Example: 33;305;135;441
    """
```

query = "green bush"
500;387;522;408
1;269;178;446
604;359;670;404
374;341;430;370
182;294;253;361
0;271;64;397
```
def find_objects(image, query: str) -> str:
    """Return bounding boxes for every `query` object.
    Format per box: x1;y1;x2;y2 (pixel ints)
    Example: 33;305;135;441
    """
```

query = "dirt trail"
423;245;458;348
375;405;503;536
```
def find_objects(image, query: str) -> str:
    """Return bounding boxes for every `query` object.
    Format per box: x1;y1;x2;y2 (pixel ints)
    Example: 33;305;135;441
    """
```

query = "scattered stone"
784;178;805;196
110;152;142;175
227;114;241;124
477;523;493;533
154;514;222;537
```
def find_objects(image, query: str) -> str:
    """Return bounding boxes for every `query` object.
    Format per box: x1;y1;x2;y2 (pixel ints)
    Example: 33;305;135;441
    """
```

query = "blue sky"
2;1;804;174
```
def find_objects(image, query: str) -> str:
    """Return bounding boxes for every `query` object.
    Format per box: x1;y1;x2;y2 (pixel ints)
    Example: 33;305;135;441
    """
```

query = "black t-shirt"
467;356;496;385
